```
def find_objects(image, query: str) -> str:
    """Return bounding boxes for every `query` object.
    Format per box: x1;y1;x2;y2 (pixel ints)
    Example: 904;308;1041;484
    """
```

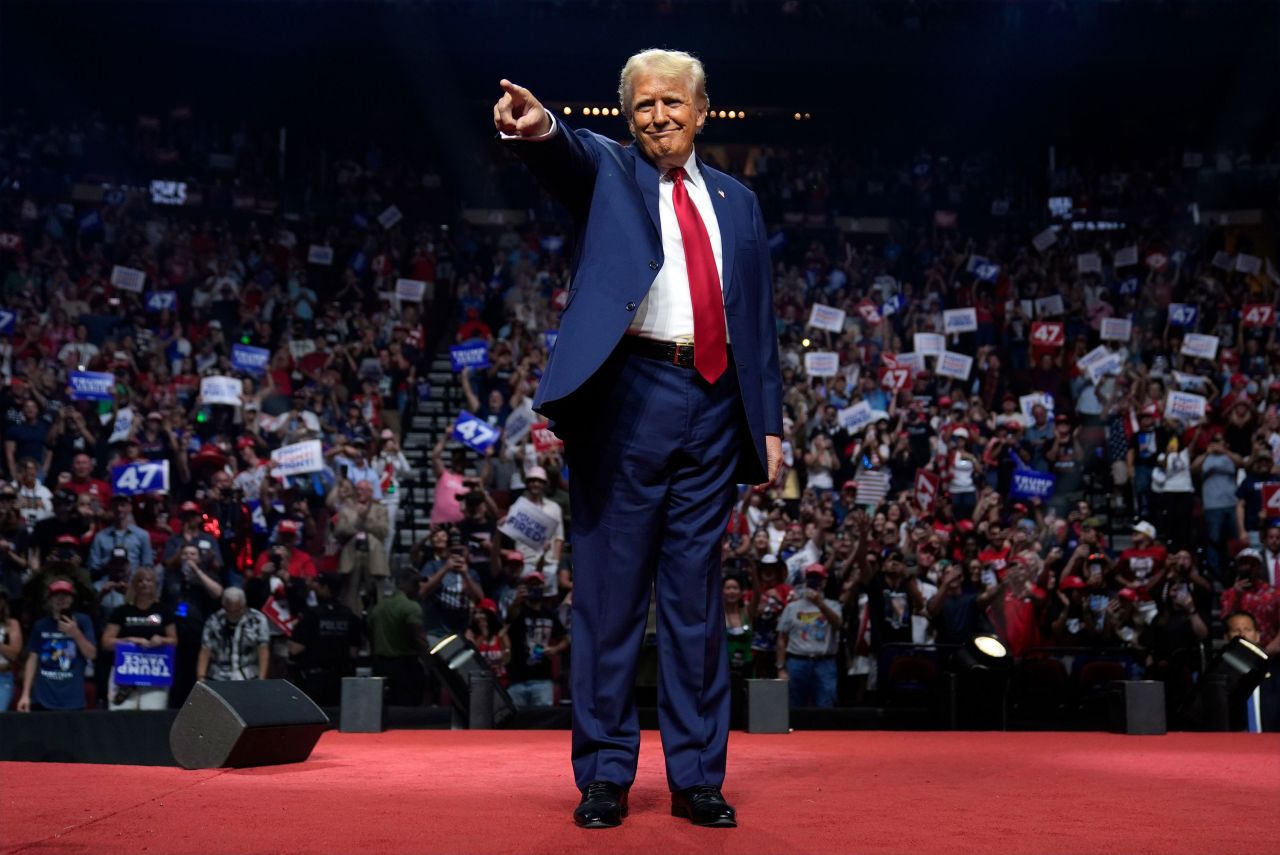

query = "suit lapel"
631;148;662;237
701;158;736;301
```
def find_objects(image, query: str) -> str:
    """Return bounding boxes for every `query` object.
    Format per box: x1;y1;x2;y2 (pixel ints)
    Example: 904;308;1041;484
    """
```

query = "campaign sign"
1242;304;1275;328
200;375;243;406
1030;322;1065;347
395;278;426;302
1165;391;1207;423
451;411;500;453
1035;295;1065;317
288;338;316;359
913;332;945;357
837;401;876;433
1019;393;1055;422
1010;458;1056;501
1079;348;1122;383
530;421;563;454
943;308;978;334
112;460;170;496
377;205;403;230
449;342;490;373
544;330;559;353
270;439;325;478
1032;228;1058;253
965;255;990;275
110;265;146;293
1168;303;1198;327
882;293;905;317
112;642;175;687
936;351;973;381
807;303;846;333
1146;252;1169;272
1263;484;1280;519
1077;253;1103;274
69;370;114;401
891;352;925;374
804;351;839;377
1211;251;1234;271
307;245;334;266
498;496;557;551
1113;246;1139;268
914;470;940;516
145;291;177;312
879;365;912;391
974;263;1001;283
504;401;536;446
1100;318;1132;342
0;308;15;335
1181;333;1219;361
1172;371;1208;391
231;343;270;376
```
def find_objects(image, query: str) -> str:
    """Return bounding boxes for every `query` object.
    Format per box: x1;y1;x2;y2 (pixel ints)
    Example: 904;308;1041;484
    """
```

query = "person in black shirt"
31;489;88;559
505;572;568;709
164;542;225;706
101;567;177;710
289;574;363;706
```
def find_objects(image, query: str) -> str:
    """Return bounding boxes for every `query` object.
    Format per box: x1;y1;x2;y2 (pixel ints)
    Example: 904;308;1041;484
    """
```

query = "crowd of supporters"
1;108;1277;729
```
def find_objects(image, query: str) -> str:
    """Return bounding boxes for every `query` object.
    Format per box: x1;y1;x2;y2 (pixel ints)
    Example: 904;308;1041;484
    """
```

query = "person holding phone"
17;578;96;711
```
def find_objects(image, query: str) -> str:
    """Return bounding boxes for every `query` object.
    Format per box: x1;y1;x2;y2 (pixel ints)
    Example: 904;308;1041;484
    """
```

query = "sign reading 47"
112;461;170;496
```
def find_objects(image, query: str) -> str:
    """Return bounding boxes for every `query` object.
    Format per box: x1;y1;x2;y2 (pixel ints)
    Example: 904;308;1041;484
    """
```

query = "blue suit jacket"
504;122;783;484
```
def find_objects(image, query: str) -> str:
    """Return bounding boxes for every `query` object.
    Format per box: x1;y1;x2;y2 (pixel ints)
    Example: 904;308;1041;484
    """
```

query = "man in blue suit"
494;48;782;829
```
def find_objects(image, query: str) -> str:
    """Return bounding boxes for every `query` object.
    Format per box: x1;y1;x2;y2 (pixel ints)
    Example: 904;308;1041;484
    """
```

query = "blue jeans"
1203;507;1238;580
1133;466;1154;519
507;679;554;709
0;672;12;711
786;657;837;707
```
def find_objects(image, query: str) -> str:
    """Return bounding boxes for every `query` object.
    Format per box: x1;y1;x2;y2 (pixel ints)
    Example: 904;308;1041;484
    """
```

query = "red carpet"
3;730;1278;855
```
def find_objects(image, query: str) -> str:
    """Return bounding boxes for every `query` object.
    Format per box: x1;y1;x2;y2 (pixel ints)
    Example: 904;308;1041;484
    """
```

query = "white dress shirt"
505;117;728;344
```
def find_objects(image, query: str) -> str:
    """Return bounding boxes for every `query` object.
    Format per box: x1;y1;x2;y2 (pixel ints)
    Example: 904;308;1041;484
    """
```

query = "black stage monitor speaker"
1108;680;1167;735
170;679;330;769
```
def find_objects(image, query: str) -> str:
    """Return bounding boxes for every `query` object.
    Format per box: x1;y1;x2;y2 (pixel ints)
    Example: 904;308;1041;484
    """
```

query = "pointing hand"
494;79;551;138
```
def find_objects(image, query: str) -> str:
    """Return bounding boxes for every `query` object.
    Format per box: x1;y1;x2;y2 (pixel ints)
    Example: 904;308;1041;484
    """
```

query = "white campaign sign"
935;351;973;381
288;338;316;359
807;303;846;333
1114;246;1139;268
1181;333;1219;360
1165;391;1207;423
1035;295;1065;317
1236;254;1261;274
199;375;243;406
1032;228;1058;252
804;352;839;377
1078;345;1112;374
1100;317;1132;342
913;333;945;357
107;406;135;445
110;265;146;293
498;496;558;551
894;352;925;373
837;401;876;433
377;205;403;230
307;245;334;265
394;278;426;302
1019;393;1054;421
270;440;325;478
1085;351;1124;383
943;308;978;334
1077;253;1102;274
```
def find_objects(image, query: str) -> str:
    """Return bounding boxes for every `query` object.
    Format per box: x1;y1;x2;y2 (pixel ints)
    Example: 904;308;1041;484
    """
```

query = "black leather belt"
620;335;698;368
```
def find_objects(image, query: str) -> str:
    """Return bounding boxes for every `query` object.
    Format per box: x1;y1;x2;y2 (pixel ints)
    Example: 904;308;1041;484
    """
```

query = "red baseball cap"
179;501;201;515
55;534;80;546
1060;576;1086;591
477;598;498;613
502;549;525;564
1116;587;1139;602
237;436;256;450
278;519;301;535
48;579;74;595
523;571;546;585
804;562;828;578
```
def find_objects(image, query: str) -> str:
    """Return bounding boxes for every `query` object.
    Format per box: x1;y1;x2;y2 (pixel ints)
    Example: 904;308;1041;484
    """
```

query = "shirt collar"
662;149;701;186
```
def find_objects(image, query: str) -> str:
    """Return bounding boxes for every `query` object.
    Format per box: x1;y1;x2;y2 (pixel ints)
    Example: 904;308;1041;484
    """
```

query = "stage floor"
2;730;1277;855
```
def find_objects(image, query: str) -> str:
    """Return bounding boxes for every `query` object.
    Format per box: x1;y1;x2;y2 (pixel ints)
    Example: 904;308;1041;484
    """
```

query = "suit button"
649;260;659;270
625;302;637;312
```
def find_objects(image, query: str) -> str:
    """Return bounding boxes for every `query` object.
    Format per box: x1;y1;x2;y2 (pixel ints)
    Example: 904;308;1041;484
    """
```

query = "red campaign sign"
1030;321;1065;347
552;289;569;311
1263;484;1280;517
530;421;564;454
879;366;912;391
1243;304;1276;328
856;300;881;324
914;470;940;516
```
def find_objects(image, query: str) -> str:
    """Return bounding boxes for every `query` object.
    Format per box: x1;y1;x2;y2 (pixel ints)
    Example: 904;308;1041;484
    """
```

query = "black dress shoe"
574;781;628;828
671;785;737;827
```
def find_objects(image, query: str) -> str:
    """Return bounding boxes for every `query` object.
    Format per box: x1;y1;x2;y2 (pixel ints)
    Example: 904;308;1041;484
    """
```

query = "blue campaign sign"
450;342;491;373
113;642;176;687
452;411;500;453
69;370;115;401
0;308;15;335
1168;304;1198;327
145;291;178;312
79;210;103;234
1009;454;1056;500
231;343;271;375
112;460;170;496
544;330;559;353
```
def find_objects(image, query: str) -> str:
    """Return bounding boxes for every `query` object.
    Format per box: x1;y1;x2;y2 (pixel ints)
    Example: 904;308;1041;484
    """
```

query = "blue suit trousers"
564;347;745;792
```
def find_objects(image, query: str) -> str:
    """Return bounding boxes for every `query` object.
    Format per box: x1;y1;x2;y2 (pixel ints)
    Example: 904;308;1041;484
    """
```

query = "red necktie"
669;167;727;384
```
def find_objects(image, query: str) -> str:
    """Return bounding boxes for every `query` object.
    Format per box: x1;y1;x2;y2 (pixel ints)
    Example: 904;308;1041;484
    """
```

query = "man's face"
355;481;373;503
526;477;546;498
1225;614;1261;645
224;599;245;622
73;454;92;478
626;69;706;171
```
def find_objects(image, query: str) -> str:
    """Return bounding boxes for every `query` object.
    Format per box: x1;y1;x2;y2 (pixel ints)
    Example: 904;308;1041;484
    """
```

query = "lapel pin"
717;189;725;198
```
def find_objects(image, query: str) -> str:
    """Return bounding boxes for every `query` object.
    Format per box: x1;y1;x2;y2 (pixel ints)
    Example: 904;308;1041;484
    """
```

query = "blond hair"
125;566;159;607
618;48;708;116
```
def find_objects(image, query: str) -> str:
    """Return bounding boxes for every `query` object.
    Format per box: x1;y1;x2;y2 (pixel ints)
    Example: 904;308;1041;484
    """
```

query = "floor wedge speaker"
170;679;330;769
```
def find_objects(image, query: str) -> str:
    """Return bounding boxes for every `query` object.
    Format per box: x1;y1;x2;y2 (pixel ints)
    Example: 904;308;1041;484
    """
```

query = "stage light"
581;107;589;116
727;110;737;119
802;337;811;347
610;107;619;116
426;632;517;728
591;107;600;116
949;634;1012;730
1194;637;1270;731
717;110;726;118
956;633;1012;672
804;112;812;120
562;106;572;116
794;112;802;121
